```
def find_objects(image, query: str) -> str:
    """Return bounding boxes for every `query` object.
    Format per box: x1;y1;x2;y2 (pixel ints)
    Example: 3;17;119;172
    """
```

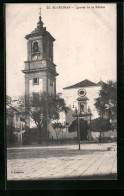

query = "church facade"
62;79;102;121
61;79;102;140
21;13;115;142
62;79;117;141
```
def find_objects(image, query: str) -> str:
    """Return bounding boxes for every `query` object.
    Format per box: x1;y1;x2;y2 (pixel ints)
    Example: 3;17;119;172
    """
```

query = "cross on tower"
39;6;41;17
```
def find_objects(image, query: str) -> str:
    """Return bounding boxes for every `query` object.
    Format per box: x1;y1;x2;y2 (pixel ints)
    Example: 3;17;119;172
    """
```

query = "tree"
51;122;68;143
68;120;77;133
94;81;117;143
91;117;112;144
94;80;117;124
91;117;111;132
6;95;12;105
68;118;89;140
18;92;69;144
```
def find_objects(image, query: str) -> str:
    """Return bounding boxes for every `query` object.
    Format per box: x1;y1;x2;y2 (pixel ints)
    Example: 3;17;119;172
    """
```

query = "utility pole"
73;101;80;150
77;112;80;150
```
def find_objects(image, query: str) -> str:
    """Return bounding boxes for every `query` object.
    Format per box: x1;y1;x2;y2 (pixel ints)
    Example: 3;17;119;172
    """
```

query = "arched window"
33;42;38;53
80;103;84;113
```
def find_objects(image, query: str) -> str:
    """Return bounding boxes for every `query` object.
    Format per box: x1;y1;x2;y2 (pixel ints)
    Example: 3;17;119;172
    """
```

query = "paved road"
7;142;117;180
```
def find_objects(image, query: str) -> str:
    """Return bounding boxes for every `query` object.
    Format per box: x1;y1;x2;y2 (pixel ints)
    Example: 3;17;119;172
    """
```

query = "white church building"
54;79;102;140
62;79;102;120
47;79;103;141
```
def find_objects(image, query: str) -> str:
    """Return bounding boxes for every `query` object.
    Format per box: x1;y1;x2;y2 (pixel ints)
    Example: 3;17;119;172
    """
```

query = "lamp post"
73;102;80;151
77;110;80;150
88;106;92;140
46;97;48;146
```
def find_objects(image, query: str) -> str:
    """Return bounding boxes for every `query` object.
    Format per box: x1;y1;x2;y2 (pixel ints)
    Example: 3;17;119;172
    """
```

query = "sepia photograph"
6;3;117;181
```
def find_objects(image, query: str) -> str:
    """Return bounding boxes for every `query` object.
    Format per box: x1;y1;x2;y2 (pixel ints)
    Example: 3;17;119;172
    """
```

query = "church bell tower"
22;13;58;127
22;14;58;99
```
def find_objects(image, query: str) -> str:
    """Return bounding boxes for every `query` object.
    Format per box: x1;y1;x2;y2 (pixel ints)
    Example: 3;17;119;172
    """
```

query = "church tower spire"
37;15;43;29
37;6;43;29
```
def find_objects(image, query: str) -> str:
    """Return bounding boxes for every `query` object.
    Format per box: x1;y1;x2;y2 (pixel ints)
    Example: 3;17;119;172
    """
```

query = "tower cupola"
37;15;43;29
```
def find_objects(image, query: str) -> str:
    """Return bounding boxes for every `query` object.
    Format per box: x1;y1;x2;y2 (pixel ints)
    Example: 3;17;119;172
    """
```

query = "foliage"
18;92;69;143
68;120;77;133
68;119;89;140
6;95;12;105
18;93;69;121
51;122;68;143
22;126;31;145
91;117;112;132
6;125;15;144
94;80;117;121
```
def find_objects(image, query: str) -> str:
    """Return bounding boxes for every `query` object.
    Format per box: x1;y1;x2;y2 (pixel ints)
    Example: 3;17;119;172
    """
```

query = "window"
80;103;84;113
33;78;39;85
33;42;38;53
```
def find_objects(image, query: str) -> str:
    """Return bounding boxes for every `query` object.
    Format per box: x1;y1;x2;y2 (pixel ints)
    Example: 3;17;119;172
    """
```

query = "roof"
7;103;24;114
25;27;55;41
7;104;25;121
63;79;98;89
25;16;55;41
7;104;21;114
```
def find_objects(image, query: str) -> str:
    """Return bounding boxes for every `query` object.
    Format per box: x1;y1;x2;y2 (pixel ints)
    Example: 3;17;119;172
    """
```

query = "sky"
6;3;117;99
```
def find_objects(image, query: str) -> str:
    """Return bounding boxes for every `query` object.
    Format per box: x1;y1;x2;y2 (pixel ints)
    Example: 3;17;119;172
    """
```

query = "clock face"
33;55;37;61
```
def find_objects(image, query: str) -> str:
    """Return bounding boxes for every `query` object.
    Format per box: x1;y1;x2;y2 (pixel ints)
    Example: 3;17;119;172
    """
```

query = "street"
7;142;117;180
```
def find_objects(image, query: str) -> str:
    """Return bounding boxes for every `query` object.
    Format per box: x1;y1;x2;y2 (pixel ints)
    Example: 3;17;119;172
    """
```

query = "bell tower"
22;14;58;99
22;13;58;127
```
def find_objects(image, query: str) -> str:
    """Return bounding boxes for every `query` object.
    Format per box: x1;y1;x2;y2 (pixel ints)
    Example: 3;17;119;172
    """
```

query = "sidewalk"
7;142;117;180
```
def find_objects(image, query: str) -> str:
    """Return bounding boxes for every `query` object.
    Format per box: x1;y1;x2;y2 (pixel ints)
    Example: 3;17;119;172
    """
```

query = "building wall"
29;78;43;94
25;72;48;95
6;106;25;143
48;122;76;140
47;111;76;140
27;34;54;62
27;35;43;61
91;130;117;139
62;86;101;126
6;113;13;127
48;78;54;95
43;86;102;140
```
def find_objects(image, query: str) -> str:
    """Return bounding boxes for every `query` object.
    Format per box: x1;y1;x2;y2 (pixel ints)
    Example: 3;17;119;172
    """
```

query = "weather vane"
39;5;41;17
